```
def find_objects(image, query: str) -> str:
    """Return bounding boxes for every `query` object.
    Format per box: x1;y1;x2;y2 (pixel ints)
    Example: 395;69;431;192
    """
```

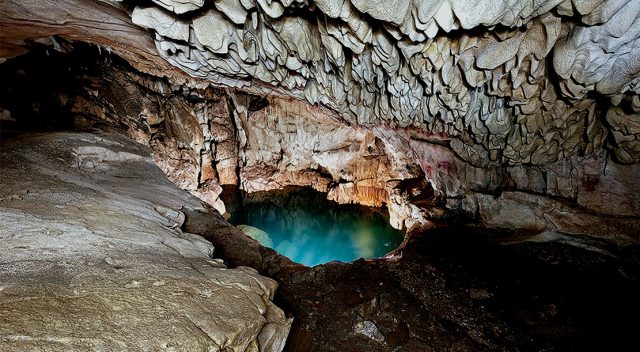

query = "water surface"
226;187;404;266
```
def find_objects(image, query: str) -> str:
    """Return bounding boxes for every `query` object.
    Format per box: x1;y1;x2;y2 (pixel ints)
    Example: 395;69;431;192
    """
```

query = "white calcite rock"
272;16;321;62
151;0;204;14
192;9;239;55
119;0;638;170
553;0;640;97
350;0;410;25
8;0;639;174
256;0;285;18
216;0;250;24
315;0;346;18
132;6;189;41
451;0;564;28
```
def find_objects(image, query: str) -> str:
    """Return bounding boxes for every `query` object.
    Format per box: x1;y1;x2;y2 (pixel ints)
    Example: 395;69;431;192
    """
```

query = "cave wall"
1;0;639;244
2;42;639;246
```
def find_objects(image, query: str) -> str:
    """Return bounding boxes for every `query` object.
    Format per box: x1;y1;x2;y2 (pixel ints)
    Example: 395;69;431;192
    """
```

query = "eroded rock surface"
1;42;639;244
0;132;291;351
1;1;640;350
2;0;640;167
114;0;639;166
1;0;639;245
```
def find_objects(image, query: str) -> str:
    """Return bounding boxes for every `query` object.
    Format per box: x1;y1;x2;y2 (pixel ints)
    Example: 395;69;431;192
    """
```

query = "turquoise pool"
226;187;405;266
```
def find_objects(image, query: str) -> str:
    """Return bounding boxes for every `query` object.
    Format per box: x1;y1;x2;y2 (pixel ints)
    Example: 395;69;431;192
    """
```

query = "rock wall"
0;132;291;351
1;0;639;245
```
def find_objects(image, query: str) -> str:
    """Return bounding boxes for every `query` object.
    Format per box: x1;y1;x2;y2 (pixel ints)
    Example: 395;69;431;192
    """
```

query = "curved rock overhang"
3;0;640;165
2;3;640;350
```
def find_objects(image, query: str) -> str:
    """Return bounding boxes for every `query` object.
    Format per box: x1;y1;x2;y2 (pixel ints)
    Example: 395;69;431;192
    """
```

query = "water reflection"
226;187;405;266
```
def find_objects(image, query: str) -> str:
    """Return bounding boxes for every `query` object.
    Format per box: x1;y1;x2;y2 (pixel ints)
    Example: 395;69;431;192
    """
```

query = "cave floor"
186;208;640;352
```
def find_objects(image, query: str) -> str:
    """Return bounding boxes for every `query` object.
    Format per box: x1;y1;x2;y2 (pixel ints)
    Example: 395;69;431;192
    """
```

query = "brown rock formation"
2;33;639;243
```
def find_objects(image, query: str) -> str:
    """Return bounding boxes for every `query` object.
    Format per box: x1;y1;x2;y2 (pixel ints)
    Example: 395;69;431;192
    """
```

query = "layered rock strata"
0;132;291;351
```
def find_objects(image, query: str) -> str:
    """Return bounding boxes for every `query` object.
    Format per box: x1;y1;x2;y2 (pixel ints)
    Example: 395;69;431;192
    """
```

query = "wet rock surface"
0;132;291;351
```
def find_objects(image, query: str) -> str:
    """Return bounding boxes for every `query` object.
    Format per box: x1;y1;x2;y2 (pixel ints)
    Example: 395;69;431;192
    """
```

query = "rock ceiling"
128;0;640;166
1;0;640;166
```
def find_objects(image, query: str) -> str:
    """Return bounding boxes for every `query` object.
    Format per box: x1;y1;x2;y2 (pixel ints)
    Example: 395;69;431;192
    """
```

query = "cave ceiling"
1;0;639;166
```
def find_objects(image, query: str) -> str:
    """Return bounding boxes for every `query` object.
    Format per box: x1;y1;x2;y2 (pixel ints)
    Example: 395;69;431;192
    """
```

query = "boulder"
0;132;291;351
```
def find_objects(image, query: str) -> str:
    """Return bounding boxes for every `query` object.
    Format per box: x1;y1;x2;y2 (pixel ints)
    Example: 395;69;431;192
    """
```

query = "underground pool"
224;187;405;266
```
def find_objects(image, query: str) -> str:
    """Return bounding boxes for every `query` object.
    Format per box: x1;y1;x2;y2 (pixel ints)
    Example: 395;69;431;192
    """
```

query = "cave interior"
1;0;640;351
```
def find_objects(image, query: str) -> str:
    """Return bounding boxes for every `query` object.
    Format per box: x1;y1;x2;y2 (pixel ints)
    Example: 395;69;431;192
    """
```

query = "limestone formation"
1;1;640;350
107;0;639;167
0;132;291;351
1;0;639;242
2;0;640;165
132;6;190;42
553;0;640;97
151;0;205;14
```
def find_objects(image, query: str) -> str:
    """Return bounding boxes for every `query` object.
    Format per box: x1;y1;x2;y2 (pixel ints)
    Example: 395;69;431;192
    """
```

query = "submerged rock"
0;132;291;351
237;224;275;248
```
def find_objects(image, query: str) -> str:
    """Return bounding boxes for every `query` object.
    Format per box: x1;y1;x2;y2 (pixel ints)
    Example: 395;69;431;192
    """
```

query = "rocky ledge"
0;132;291;351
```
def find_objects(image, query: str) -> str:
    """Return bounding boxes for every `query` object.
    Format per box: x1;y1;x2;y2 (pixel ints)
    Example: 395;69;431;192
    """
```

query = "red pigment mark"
437;160;455;173
580;175;600;191
420;161;434;176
